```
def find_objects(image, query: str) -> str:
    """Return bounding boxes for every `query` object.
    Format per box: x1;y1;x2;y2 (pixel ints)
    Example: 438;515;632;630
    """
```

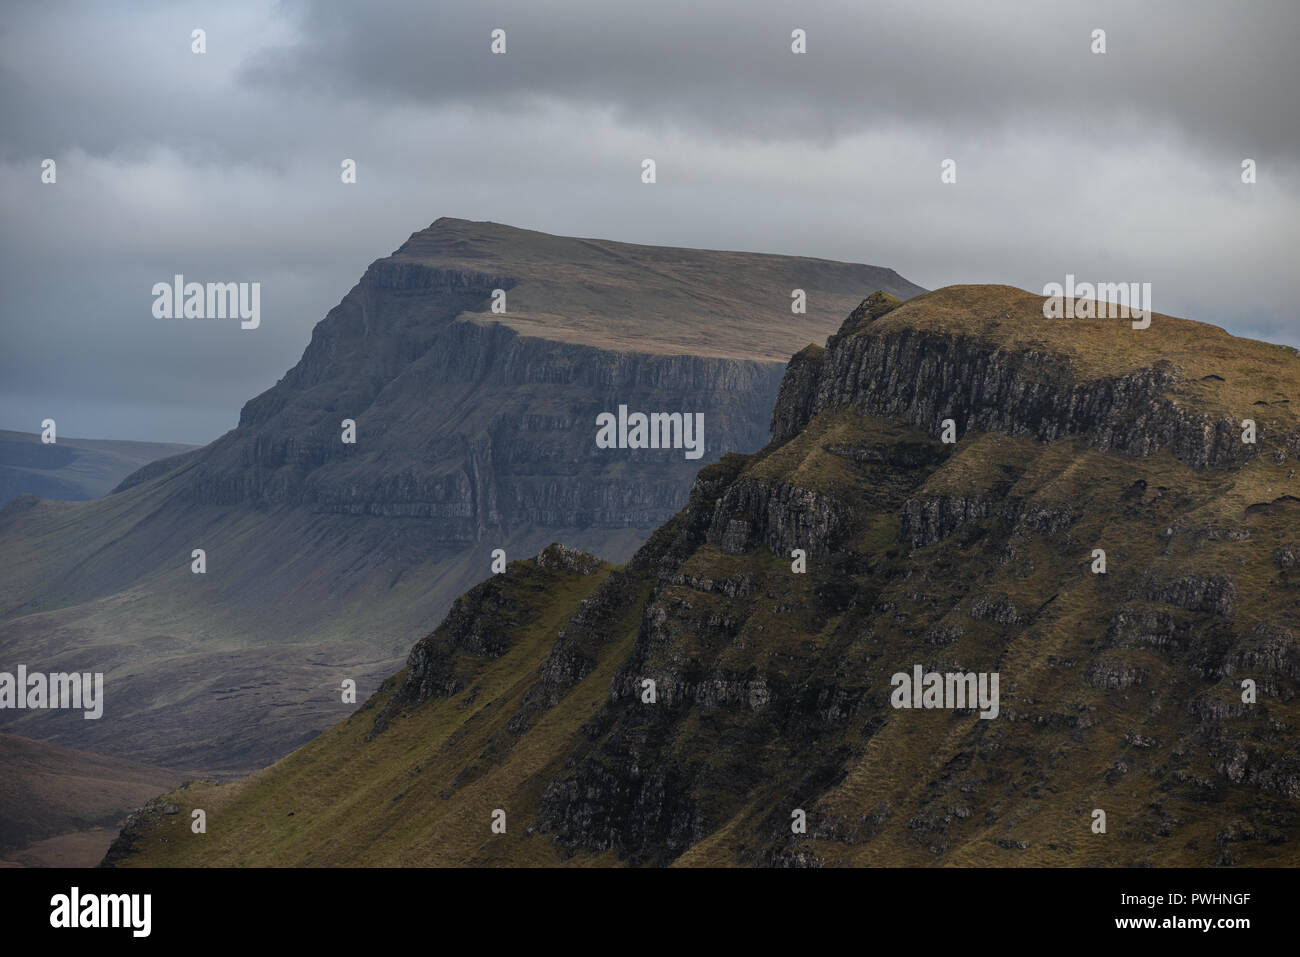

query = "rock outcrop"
771;286;1300;471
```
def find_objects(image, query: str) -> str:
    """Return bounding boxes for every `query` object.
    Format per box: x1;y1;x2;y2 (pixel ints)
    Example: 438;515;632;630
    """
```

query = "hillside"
0;219;923;773
107;285;1300;866
0;734;181;868
0;430;196;507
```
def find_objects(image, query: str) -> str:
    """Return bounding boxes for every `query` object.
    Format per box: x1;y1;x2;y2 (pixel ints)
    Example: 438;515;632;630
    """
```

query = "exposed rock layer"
0;220;922;772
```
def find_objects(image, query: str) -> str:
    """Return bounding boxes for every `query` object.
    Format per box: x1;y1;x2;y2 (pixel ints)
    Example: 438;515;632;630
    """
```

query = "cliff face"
533;291;1299;866
0;219;922;772
128;223;926;529
109;285;1300;868
184;266;785;532
773;287;1300;469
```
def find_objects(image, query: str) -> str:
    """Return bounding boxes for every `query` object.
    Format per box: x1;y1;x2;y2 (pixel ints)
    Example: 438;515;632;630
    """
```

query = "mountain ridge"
105;284;1300;867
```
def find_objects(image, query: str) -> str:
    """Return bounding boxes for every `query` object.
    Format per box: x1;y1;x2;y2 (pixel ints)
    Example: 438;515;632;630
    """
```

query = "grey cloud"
253;0;1300;160
0;0;1296;444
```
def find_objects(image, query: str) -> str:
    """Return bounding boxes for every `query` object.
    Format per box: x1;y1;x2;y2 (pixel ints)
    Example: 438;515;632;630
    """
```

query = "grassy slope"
113;557;629;866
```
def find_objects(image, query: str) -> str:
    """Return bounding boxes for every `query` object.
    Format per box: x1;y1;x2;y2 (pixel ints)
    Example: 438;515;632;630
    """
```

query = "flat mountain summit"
389;218;925;359
0;219;923;775
108;286;1300;867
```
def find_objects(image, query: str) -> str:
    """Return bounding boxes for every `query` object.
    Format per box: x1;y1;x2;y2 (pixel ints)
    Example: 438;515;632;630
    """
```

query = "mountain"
0;733;180;868
105;284;1300;867
0;218;924;773
0;430;196;507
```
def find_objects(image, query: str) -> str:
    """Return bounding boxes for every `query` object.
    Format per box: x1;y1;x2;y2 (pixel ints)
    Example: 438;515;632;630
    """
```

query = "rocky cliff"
107;285;1300;867
0;218;923;773
773;288;1300;469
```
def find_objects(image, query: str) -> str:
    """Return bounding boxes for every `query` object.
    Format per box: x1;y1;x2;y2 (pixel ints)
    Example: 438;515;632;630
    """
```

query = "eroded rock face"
7;222;920;771
177;268;787;534
1108;608;1192;653
1231;624;1299;681
768;344;825;446
516;292;1300;866
370;574;513;732
769;304;1299;470
1088;658;1149;689
706;479;852;557
1132;574;1237;617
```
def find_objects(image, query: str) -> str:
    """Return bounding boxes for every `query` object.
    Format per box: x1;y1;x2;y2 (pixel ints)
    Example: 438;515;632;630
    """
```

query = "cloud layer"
2;0;1296;443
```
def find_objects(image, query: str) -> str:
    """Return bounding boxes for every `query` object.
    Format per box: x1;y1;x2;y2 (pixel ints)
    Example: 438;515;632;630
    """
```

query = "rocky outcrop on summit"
536;542;605;575
770;286;1300;470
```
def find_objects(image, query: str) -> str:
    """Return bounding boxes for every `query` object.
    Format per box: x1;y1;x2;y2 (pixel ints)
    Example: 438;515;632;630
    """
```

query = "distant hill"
105;286;1300;867
0;430;195;506
0;218;924;774
0;733;181;868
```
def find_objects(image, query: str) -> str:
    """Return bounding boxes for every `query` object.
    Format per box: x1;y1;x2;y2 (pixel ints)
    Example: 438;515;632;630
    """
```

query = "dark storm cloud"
255;0;1300;161
0;0;1296;444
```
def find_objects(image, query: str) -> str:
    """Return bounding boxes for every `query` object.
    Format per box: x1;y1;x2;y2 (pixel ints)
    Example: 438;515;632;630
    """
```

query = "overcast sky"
2;0;1297;444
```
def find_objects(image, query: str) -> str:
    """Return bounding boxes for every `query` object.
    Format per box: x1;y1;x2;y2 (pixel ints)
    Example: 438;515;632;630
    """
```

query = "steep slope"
0;219;923;772
108;286;1300;867
0;430;196;506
